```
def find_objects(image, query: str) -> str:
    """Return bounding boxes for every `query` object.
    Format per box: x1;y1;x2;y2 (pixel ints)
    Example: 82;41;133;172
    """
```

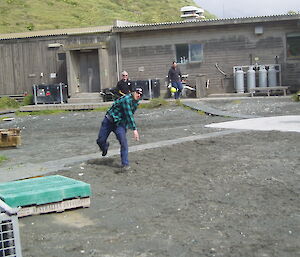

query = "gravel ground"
201;97;299;117
0;97;299;257
0;105;234;168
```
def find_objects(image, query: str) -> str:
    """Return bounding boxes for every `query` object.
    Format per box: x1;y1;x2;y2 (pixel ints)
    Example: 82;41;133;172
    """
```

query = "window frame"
175;43;203;64
57;52;66;61
286;32;300;59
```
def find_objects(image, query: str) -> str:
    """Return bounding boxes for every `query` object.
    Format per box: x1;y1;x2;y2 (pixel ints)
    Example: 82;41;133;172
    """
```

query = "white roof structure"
180;6;205;20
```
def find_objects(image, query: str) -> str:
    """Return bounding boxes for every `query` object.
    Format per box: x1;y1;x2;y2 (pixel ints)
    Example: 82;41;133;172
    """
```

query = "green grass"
0;116;12;121
139;98;169;109
22;95;34;106
0;97;20;110
15;109;67;116
92;98;170;111
291;91;300;102
0;155;8;165
0;0;217;33
92;106;110;112
196;110;206;115
14;99;169;116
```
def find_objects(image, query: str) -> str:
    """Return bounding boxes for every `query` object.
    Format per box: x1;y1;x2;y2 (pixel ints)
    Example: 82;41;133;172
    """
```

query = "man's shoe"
115;165;131;174
121;165;131;171
102;142;109;156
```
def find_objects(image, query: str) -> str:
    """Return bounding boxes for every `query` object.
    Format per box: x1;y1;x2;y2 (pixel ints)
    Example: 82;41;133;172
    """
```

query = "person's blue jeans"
96;116;129;166
171;81;183;99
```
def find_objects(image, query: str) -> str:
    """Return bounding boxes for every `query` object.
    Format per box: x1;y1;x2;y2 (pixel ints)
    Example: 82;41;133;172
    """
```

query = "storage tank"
268;65;277;87
235;67;244;93
258;65;267;87
247;66;256;92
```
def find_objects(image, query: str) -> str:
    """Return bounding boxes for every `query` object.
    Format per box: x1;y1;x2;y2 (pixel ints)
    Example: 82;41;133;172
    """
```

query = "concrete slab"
182;100;259;119
205;115;300;133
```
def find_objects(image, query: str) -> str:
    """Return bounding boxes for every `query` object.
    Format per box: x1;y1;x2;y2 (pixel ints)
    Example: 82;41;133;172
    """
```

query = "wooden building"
0;14;299;100
0;26;117;98
113;14;300;95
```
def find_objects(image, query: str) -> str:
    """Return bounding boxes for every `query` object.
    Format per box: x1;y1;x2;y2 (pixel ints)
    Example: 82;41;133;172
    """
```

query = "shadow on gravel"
86;157;120;168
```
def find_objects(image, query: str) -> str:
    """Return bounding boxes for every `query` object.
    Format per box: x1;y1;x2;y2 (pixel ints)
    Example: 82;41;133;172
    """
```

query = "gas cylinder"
235;67;244;93
258;65;267;87
268;65;277;87
247;66;256;92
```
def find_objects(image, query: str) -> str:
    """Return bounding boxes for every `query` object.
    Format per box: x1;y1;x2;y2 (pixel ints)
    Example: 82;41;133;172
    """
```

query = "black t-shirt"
116;79;133;95
168;67;182;82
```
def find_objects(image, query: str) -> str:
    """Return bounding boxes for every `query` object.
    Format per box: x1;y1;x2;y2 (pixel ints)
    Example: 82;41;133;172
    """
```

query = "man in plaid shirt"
96;88;143;172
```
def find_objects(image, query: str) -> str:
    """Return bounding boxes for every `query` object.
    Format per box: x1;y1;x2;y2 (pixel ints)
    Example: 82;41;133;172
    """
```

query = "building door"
79;50;100;92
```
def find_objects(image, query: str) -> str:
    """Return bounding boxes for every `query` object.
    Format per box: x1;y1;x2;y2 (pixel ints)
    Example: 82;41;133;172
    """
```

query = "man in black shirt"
168;62;183;99
115;71;133;98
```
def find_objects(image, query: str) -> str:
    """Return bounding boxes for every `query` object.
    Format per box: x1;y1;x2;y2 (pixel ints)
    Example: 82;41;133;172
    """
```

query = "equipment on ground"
100;88;118;102
33;83;68;104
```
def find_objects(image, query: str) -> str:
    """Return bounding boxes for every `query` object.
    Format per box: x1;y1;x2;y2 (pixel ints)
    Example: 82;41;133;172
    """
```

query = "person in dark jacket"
115;71;133;98
168;61;183;99
96;88;143;173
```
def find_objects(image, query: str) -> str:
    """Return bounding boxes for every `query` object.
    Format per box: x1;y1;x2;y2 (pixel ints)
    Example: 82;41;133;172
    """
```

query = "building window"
175;43;203;63
57;52;66;61
287;33;300;59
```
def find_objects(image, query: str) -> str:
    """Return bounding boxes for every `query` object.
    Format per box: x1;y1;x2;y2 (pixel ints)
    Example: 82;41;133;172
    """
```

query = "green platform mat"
0;175;91;208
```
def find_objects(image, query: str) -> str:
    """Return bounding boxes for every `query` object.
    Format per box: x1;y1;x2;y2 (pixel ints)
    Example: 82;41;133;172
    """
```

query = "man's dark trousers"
96;116;129;166
172;81;183;99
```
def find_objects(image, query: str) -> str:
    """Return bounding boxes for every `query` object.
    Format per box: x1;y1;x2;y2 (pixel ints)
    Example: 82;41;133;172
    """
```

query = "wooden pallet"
17;197;90;217
0;128;21;148
0;175;91;218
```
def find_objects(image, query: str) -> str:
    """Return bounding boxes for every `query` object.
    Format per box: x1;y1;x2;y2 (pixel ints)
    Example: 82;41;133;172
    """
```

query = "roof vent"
180;6;205;21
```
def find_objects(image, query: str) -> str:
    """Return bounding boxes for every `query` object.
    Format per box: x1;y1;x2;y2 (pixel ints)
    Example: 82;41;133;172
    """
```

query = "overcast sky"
194;0;300;18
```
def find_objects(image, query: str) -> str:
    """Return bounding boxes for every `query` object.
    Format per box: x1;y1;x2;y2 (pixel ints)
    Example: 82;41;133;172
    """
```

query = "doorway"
79;49;100;92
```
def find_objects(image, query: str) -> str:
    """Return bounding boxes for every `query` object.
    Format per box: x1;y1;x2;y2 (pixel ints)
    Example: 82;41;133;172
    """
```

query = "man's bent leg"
115;125;129;166
96;117;112;156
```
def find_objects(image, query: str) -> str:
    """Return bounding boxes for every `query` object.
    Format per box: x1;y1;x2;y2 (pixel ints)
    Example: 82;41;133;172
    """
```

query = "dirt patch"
0;98;299;257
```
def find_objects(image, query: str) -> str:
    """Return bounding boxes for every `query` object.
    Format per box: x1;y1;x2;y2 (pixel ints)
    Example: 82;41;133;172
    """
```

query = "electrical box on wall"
50;73;57;78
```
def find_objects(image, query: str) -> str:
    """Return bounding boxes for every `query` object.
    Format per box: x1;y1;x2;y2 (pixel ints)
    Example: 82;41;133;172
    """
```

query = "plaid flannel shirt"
107;94;140;130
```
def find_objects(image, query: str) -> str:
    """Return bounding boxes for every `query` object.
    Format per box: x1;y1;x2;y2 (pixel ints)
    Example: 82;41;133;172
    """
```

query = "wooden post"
195;74;207;98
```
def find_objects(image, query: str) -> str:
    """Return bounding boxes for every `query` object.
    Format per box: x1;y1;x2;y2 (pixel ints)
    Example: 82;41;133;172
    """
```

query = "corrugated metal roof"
112;14;300;32
0;25;112;40
1;13;299;40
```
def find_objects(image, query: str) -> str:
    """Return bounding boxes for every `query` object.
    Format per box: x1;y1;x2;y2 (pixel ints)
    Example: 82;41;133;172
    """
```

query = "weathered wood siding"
0;33;115;95
1;19;299;96
119;20;300;94
0;36;68;95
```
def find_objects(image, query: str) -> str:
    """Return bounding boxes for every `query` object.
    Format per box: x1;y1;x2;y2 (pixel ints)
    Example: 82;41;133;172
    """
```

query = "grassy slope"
0;0;216;34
